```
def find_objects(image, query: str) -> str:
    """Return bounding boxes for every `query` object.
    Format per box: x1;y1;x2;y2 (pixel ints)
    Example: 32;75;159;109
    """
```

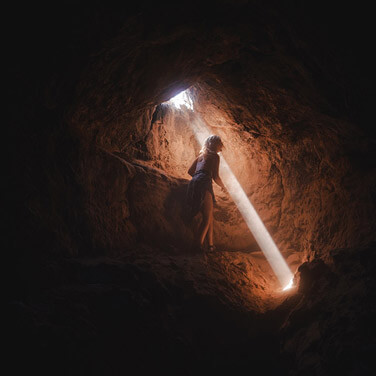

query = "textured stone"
8;1;376;375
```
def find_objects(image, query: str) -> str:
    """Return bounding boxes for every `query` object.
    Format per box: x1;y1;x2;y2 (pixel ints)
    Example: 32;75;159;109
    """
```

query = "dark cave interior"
8;1;376;375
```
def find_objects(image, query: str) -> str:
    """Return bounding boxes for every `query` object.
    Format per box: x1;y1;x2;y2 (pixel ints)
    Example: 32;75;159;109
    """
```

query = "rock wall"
8;1;376;375
61;2;376;267
281;242;376;375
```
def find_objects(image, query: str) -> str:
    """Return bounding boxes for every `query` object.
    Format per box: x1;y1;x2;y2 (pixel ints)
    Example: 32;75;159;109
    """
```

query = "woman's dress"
186;152;217;218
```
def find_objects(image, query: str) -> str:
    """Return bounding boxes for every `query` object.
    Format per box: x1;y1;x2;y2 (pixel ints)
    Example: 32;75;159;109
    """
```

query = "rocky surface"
8;1;376;375
8;246;294;376
64;2;376;263
281;242;376;375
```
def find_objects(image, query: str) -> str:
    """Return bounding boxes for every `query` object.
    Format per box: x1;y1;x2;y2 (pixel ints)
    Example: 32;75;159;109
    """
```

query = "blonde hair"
200;135;223;155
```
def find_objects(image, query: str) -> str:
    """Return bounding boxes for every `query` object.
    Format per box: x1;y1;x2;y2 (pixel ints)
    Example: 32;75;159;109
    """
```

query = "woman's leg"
198;191;213;246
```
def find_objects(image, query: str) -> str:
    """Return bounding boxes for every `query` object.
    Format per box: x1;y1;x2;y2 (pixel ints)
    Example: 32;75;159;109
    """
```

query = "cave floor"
9;246;298;376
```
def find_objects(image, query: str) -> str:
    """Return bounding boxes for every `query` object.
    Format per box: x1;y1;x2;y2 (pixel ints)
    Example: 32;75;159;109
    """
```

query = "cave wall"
8;1;376;375
281;243;376;375
61;2;375;266
193;81;376;260
77;145;194;253
9;1;375;265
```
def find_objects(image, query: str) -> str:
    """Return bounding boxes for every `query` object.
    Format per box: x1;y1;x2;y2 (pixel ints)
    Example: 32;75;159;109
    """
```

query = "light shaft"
165;90;293;289
191;116;293;288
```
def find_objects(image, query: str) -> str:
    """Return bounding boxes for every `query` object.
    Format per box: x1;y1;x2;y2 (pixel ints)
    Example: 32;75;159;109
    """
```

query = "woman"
186;135;226;252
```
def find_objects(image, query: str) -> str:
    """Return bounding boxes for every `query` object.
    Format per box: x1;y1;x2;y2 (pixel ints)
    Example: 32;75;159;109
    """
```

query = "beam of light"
282;278;294;291
164;89;294;290
190;117;294;289
220;157;294;288
167;90;194;110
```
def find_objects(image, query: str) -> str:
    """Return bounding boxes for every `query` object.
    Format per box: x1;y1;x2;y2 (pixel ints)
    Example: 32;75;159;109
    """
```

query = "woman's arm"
213;154;226;190
188;157;198;176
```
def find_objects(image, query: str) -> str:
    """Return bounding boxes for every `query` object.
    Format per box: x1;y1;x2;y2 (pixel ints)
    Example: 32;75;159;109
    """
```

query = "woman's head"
201;135;224;154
